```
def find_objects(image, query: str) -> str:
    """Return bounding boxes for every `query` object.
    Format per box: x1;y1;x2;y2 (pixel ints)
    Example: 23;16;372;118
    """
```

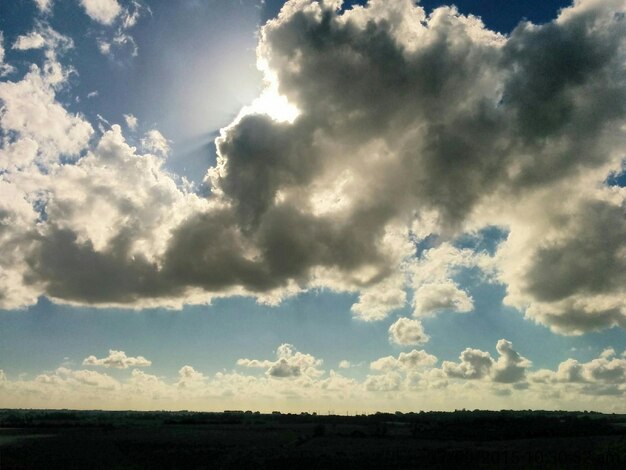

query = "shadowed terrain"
1;409;625;469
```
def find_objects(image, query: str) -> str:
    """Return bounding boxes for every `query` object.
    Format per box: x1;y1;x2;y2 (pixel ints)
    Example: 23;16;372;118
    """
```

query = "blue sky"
0;0;625;412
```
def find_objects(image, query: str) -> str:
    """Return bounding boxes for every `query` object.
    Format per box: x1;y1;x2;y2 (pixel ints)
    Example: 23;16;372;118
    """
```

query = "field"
1;409;626;469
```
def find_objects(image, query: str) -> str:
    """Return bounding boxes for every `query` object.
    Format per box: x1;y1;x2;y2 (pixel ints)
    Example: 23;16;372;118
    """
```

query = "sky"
0;0;625;413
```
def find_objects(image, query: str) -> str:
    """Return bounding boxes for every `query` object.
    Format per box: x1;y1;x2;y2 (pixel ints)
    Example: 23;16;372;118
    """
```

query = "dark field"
1;409;626;469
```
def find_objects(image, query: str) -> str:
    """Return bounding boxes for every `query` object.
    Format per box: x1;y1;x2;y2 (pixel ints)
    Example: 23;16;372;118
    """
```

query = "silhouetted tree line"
1;408;623;441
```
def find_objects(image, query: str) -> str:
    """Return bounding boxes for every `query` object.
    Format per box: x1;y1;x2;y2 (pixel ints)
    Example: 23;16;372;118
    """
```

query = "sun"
242;85;300;123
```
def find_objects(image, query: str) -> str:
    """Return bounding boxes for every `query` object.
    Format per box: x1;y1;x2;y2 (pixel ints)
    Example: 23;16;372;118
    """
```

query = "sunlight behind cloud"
240;85;300;123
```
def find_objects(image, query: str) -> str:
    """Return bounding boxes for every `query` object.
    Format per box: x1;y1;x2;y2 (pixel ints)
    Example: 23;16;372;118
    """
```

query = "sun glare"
243;86;301;123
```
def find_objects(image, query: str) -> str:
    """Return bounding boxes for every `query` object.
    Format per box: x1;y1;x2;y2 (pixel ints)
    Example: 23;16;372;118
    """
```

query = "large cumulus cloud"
0;0;624;335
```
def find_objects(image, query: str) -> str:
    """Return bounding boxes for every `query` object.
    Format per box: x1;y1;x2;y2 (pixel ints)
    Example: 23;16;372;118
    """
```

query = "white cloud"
80;0;122;25
82;349;152;369
97;40;111;55
124;113;138;130
388;317;429;346
57;367;120;390
1;340;625;412
176;365;207;389
237;344;324;378
338;360;351;369
0;0;624;340
141;129;170;156
86;1;144;57
0;33;13;77
350;272;407;321
365;371;402;392
370;349;437;372
443;348;494;380
11;25;73;55
441;340;531;384
407;243;484;318
36;367;120;390
530;348;626;398
492;339;531;384
412;282;473;317
13;33;46;51
34;0;53;13
0;60;90;166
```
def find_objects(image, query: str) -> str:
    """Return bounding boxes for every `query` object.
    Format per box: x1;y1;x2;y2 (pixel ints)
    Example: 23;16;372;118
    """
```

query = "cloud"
0;0;624;338
123;113;138;130
370;349;437;372
412;282;473;317
80;1;145;58
441;339;530;383
0;33;15;77
34;0;53;14
443;348;494;380
82;349;152;369
350;272;407;321
365;371;402;392
13;25;74;55
492;339;532;383
80;0;122;25
496;195;626;334
408;243;483;318
57;367;120;389
1;341;625;411
437;339;531;386
237;343;324;378
141;129;170;156
176;365;206;389
338;360;351;369
388;317;429;346
98;32;138;58
0;50;90;165
530;348;626;398
35;367;120;390
13;33;46;51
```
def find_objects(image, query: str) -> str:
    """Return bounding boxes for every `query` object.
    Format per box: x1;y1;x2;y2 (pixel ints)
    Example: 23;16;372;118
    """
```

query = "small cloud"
98;39;111;55
124;113;138;130
141;129;170;157
600;347;616;359
13;32;46;51
80;0;122;25
34;0;53;14
388;317;429;346
0;32;15;77
338;360;351;369
443;348;494;380
11;26;73;53
371;350;437;372
82;349;151;369
87;90;99;99
413;282;473;317
237;344;324;379
491;340;531;384
365;372;402;392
